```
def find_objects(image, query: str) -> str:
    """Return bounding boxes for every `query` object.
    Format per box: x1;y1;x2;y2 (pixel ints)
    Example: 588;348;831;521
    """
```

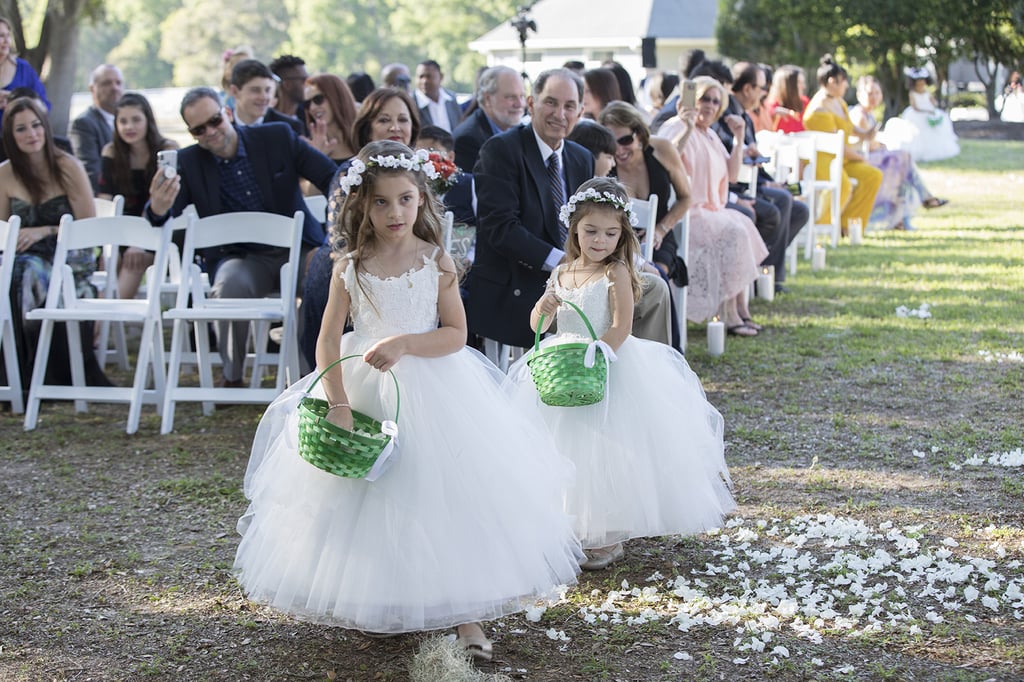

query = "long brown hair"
110;93;173;194
304;73;358;155
351;88;420;148
1;97;71;204
769;65;804;113
564;177;642;303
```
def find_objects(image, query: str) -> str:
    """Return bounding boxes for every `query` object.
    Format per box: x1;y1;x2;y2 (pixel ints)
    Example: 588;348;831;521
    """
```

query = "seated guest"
268;54;309;132
0;97;110;392
97;92;178;299
0;16;49;131
302;73;358;165
70;64;123;192
567;122;617;178
381;63;411;92
802;54;883;235
415;125;474;228
414;59;463;133
300;87;422;370
229;59;302;134
0;88;70;161
659;77;769;336
765;65;807;133
452;65;526;172
582;68;620;119
602;60;638;107
144;86;336;388
346;72;375;104
850;75;948;230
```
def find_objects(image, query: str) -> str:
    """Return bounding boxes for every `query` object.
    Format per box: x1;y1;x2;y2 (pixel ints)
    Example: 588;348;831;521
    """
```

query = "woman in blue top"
0;17;50;129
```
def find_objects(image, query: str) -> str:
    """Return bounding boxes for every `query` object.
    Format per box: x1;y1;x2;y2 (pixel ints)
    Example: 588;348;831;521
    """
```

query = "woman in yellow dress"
802;54;882;235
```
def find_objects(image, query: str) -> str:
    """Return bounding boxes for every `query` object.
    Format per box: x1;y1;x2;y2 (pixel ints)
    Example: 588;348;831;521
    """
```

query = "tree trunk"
40;5;82;136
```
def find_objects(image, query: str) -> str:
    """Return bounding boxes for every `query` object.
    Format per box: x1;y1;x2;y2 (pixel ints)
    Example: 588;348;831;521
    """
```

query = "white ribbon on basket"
364;420;399;481
584;339;618;368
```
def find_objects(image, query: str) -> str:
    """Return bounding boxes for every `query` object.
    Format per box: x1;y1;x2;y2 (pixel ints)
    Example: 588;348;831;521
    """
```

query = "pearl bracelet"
326;402;350;411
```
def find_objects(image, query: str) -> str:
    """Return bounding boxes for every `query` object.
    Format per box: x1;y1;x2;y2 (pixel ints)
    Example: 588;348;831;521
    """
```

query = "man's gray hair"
179;86;222;119
532;68;583;100
476;65;520;104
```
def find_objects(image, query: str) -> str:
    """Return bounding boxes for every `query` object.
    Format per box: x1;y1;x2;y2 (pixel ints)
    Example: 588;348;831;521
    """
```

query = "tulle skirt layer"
234;332;583;633
507;335;735;549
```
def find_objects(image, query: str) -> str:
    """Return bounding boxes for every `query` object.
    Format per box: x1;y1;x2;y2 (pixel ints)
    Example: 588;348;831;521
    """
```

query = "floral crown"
338;149;441;195
558;188;639;228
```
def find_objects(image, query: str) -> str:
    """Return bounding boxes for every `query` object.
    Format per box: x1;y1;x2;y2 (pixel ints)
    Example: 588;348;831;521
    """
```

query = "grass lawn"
1;139;1022;681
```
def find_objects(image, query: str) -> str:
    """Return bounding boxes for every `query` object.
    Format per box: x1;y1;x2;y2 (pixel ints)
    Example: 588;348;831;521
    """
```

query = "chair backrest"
629;194;659;263
45;214;174;313
0;215;21;305
809;129;845;183
175;210;304;308
441;210;454;254
303;194;327;223
94;195;125;218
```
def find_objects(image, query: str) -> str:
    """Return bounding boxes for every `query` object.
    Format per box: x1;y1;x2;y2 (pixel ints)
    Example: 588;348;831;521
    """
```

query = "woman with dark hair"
345;72;375;104
582;68;621;119
764;65;807;133
0;97;110;390
0;17;49;129
602;60;637;106
802;54;882;234
301;87;423;369
97;92;178;299
303;74;359;164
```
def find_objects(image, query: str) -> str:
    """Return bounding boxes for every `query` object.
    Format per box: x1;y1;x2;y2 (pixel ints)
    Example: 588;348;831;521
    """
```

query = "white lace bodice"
552;269;612;339
343;250;441;338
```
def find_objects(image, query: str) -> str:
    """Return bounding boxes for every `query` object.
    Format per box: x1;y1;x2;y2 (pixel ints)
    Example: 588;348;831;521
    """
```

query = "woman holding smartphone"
97;92;177;299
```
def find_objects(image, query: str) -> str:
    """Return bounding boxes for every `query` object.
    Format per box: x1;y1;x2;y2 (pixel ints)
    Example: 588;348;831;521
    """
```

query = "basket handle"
308;354;400;423
534;299;599;352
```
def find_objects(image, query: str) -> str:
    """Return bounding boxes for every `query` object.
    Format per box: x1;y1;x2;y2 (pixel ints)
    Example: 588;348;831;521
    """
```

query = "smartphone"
743;155;771;165
156;150;178;179
681;80;697;109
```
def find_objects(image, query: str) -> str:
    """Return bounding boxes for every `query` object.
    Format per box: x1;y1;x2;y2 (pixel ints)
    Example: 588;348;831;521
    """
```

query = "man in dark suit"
469;68;594;349
452;65;526;172
70;64;123;192
229;59;303;135
414;60;463;133
145;86;336;387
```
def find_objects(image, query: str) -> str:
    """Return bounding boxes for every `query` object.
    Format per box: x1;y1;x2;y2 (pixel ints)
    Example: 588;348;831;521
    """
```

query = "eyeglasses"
699;96;721;106
304;93;326;107
187;110;225;137
615;132;635;146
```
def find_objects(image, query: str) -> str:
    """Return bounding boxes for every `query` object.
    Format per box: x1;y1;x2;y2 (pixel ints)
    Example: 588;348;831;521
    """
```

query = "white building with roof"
469;0;719;89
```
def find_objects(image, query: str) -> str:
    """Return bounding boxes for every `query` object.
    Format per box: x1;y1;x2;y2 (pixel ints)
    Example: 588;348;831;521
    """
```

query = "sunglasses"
187;111;225;137
304;93;326;107
699;96;721;106
615;132;635;146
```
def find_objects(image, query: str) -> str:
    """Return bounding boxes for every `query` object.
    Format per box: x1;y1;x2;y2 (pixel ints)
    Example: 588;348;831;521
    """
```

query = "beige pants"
632;272;672;345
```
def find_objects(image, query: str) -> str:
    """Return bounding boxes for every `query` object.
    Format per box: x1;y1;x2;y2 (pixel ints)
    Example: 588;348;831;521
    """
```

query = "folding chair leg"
1;322;24;414
161;319;187;434
24;319;55;430
65;321;89;413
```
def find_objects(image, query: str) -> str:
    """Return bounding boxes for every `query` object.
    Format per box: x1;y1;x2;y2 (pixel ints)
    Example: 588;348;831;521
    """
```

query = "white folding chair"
629;194;659;263
160;211;303;434
669;212;690;351
772;138;805;277
441;210;454;254
303;194;327;224
93;195;125;218
91;195;129;369
794;130;844;256
0;215;24;414
23;214;173;433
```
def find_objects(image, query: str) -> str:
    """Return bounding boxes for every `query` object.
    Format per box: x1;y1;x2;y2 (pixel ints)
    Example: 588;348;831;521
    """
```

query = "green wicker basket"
297;355;400;478
527;300;608;407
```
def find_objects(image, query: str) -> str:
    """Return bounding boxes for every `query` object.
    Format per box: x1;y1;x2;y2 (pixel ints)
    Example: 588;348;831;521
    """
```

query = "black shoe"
774;283;790;294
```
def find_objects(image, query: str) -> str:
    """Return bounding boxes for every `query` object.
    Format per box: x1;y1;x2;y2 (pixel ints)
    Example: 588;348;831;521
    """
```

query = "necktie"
547;153;567;246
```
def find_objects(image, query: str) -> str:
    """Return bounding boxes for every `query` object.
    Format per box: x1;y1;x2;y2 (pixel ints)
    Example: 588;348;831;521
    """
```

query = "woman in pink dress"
657;77;768;337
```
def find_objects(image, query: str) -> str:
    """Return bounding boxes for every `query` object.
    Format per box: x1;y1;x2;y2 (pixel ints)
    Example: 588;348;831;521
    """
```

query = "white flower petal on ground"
964;586;979;602
673;651;692;661
524;604;546;622
982;595;1000;611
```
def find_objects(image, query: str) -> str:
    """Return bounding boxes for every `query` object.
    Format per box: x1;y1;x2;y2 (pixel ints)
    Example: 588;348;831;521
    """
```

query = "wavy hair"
1;97;70;204
304;73;358;155
110;93;173;195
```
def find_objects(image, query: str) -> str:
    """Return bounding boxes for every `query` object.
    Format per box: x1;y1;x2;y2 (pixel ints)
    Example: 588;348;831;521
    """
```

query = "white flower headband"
558;188;639;228
338;149;441;195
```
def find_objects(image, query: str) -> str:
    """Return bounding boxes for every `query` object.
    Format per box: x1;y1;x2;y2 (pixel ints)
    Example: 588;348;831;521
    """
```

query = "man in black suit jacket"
146;87;336;387
229;59;303;135
469;68;594;349
452;65;526;172
70;64;123;192
414;60;463;133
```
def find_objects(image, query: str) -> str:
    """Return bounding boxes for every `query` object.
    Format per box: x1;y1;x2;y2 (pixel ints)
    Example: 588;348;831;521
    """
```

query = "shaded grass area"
2;139;1023;681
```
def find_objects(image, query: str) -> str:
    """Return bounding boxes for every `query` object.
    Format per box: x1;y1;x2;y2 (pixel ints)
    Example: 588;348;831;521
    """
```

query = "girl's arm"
603;261;635;352
316;257;353;428
530;270;560;333
362;251;466;371
724;115;745;183
650;136;691;246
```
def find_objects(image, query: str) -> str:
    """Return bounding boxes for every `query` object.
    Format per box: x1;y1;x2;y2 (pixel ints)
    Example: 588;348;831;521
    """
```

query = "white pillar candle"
756;266;775;302
848;218;863;245
707;318;725;357
812;245;826;271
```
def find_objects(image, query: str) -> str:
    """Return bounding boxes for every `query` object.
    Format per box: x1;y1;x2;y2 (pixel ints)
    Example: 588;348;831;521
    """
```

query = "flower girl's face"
368;172;423;242
576;206;623;265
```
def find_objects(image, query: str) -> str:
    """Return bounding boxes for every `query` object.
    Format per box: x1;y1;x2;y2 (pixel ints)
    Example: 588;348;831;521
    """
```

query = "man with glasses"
269;54;309;134
145;86;336;388
453;65;526;172
714;62;808;295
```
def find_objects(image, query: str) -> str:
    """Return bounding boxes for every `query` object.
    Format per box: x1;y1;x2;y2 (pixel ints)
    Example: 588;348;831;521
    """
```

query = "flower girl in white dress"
234;141;582;661
508;178;735;571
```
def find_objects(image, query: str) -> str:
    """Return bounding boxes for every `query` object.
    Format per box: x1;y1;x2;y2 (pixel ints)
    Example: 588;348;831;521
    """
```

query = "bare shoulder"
605;259;631;281
650;136;683;167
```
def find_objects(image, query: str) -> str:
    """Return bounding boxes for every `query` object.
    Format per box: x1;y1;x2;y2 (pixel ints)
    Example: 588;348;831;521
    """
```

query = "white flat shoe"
579;542;624;571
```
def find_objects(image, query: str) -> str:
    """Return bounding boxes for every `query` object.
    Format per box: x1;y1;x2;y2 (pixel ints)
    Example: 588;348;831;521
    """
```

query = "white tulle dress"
506;269;735;550
234;250;583;633
883;90;959;162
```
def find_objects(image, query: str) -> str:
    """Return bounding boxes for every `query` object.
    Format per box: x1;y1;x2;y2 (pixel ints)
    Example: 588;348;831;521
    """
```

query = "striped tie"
547;153;567;246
